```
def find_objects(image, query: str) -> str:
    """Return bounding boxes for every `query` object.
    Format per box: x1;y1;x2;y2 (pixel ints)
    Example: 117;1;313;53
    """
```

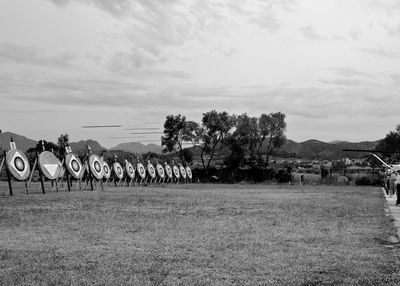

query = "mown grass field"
1;183;400;285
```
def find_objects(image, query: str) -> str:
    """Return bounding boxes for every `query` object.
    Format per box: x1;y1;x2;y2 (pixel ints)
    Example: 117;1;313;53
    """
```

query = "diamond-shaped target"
180;166;187;178
156;164;165;178
173;166;180;178
137;163;146;179
126;162;135;179
102;161;111;179
89;154;103;180
113;162;124;179
66;153;84;179
6;149;30;181
186;167;192;179
165;164;173;178
148;164;156;178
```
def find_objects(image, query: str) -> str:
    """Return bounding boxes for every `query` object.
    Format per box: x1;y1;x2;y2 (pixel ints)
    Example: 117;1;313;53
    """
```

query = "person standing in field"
389;170;397;197
396;171;400;205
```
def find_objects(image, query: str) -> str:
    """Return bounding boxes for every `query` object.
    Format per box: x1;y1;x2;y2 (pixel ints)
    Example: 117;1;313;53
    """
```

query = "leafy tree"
198;110;235;171
232;113;259;162
161;114;198;165
257;112;287;169
57;133;69;158
375;127;400;163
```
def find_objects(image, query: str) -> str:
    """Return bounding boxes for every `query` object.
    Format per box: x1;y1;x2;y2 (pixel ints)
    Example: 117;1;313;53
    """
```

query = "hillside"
0;131;37;151
279;139;380;160
110;142;162;154
69;140;107;153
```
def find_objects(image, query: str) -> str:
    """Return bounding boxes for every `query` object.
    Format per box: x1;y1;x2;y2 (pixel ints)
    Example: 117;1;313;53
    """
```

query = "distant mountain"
279;139;380;160
110;142;163;154
70;139;107;153
0;131;37;151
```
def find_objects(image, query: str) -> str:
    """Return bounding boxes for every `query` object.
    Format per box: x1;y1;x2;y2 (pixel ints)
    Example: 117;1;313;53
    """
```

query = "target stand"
147;161;156;184
125;160;135;186
113;161;124;187
164;163;173;184
34;143;64;193
65;146;85;191
136;162;146;185
172;164;180;184
186;166;193;183
88;151;104;191
1;139;31;196
179;164;187;183
102;159;111;187
156;163;165;184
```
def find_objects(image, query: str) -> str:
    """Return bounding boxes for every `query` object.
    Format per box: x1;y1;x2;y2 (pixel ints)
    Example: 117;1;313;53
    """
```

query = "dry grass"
0;182;399;285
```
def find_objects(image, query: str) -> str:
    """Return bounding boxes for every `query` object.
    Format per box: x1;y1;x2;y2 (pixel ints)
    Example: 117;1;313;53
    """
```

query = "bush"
354;176;381;186
274;168;292;183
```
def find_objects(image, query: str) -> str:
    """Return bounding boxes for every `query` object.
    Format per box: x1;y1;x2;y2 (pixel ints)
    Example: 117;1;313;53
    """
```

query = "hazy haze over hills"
0;131;382;159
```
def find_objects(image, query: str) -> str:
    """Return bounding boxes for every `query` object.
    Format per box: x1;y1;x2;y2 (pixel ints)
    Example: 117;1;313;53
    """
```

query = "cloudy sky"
1;0;400;148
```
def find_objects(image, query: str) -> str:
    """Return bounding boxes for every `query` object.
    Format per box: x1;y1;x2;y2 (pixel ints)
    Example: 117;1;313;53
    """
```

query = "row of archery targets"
0;139;193;196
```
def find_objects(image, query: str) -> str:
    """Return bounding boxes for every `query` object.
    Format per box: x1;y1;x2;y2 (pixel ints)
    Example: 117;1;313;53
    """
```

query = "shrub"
354;176;381;186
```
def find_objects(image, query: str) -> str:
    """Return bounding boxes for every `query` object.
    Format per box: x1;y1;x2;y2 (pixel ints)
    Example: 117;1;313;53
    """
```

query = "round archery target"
186;166;192;179
147;163;156;178
102;161;111;179
180;165;187;179
125;162;135;179
39;151;62;180
165;164;173;178
6;149;30;181
137;163;146;179
65;153;84;179
173;165;180;178
113;162;124;179
89;154;104;180
156;164;165;178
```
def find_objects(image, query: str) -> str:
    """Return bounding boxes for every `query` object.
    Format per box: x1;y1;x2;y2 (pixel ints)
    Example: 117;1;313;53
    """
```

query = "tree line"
161;110;287;173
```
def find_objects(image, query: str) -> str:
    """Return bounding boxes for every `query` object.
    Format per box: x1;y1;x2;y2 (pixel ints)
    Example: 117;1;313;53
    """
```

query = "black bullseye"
14;157;25;172
71;159;80;172
94;161;101;172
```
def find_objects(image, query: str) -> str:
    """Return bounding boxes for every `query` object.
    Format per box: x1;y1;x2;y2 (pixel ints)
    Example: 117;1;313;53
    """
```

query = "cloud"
319;79;362;86
329;67;372;78
300;25;326;41
359;47;400;58
0;42;74;67
49;0;132;17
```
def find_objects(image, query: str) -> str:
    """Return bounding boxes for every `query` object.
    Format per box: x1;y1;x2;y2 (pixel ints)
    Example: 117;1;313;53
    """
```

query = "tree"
161;114;198;165
198;110;235;171
233;113;259;163
375;127;400;163
57;133;69;158
257;112;287;169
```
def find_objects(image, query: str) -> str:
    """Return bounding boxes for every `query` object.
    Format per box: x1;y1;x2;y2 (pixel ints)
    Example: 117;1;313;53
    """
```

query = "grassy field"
1;183;400;285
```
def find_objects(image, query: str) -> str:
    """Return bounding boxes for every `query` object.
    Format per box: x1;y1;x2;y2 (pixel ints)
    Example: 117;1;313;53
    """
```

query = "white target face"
165;165;173;178
102;161;111;179
89;154;104;180
39;151;62;180
156;164;165;178
113;162;124;179
6;149;30;181
126;162;135;179
137;163;146;179
148;164;156;178
66;153;84;179
180;166;187;178
173;166;180;178
186;166;192;179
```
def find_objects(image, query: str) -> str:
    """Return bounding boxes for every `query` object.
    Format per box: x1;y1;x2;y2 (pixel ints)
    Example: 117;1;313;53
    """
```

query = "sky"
1;0;400;148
